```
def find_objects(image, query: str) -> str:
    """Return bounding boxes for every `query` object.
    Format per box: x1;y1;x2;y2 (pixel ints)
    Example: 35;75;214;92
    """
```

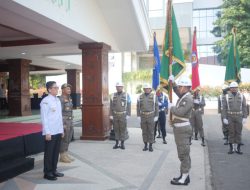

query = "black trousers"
44;133;62;175
154;111;167;138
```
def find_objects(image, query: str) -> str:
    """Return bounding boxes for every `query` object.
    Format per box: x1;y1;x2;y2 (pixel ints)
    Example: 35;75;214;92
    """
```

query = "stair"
0;157;34;183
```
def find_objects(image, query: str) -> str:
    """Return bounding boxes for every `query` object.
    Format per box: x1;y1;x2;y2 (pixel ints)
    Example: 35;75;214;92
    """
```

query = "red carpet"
0;123;42;141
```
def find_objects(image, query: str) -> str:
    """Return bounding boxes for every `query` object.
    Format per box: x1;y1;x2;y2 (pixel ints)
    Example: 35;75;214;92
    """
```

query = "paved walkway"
0;111;211;190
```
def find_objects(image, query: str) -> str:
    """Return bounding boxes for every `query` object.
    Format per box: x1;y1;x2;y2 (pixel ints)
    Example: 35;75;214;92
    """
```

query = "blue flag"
152;33;161;90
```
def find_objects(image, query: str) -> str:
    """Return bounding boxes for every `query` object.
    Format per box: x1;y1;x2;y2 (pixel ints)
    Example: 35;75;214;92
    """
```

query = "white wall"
184;63;250;86
193;0;222;9
108;53;122;94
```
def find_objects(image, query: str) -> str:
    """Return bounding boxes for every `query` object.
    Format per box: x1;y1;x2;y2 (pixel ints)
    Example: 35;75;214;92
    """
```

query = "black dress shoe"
53;171;64;177
142;147;148;151
120;144;125;150
44;174;57;180
163;140;167;144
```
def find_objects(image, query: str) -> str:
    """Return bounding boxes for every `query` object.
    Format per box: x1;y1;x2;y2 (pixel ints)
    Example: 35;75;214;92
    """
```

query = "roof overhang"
0;0;151;72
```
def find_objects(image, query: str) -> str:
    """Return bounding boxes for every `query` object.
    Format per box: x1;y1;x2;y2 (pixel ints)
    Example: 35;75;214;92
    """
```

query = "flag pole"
232;27;238;82
167;0;173;121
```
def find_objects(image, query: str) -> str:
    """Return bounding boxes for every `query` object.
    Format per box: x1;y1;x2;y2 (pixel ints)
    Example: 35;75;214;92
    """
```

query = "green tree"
212;0;250;68
29;74;46;89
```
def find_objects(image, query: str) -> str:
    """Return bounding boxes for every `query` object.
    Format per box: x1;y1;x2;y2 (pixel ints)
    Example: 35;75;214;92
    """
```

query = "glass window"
149;10;164;17
193;10;199;17
193;18;199;29
149;0;163;10
206;17;214;30
199;17;207;31
206;9;214;17
148;0;163;17
207;31;214;38
199;10;206;17
199;45;207;53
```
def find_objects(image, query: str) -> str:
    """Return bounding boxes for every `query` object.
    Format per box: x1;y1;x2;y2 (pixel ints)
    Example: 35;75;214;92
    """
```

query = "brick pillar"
79;42;111;140
66;69;81;108
6;59;31;116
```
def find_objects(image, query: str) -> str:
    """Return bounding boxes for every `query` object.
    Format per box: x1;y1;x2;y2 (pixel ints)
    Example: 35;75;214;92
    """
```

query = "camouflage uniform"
110;92;131;142
190;93;206;145
222;91;247;153
59;94;74;161
137;92;158;150
218;94;229;142
171;92;193;175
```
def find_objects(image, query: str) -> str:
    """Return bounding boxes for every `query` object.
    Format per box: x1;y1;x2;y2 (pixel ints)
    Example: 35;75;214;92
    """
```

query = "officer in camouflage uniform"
59;83;74;163
137;84;158;152
222;81;247;154
218;84;229;145
110;82;131;150
169;76;193;186
190;88;206;146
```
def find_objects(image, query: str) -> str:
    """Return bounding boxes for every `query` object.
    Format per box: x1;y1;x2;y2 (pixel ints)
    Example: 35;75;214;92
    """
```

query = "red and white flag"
191;27;200;90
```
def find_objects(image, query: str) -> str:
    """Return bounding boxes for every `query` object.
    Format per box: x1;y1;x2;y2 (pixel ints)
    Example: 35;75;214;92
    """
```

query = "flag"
160;5;185;87
152;32;161;90
191;27;200;90
225;28;241;84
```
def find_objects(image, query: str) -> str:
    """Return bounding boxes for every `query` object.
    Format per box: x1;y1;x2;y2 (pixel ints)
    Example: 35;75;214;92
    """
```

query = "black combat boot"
157;129;161;138
171;174;190;185
120;141;125;150
228;143;234;154
189;137;192;145
143;142;148;151
235;144;243;154
201;137;206;146
194;133;198;140
224;137;229;145
163;137;167;144
149;143;153;152
173;173;182;181
113;140;119;149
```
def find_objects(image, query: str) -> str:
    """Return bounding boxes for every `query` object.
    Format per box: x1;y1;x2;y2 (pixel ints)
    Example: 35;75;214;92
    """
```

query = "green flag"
160;6;185;87
225;33;241;84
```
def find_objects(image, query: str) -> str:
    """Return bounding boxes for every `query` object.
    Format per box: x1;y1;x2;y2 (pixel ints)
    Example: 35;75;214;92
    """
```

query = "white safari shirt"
40;94;64;135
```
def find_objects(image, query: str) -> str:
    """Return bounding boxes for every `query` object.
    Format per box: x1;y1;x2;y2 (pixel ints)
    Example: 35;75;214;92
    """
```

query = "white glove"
193;99;200;104
223;118;229;125
158;102;162;106
109;116;113;120
126;115;130;120
154;116;158;122
168;75;175;82
242;118;247;125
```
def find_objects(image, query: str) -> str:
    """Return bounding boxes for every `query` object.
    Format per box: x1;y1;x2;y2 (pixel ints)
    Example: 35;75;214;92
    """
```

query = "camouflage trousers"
190;109;204;138
228;115;243;144
220;115;229;137
60;119;73;152
113;115;127;141
141;115;155;144
173;125;192;174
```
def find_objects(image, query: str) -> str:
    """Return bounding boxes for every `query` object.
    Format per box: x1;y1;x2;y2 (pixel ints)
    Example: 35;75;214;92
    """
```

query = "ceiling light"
21;52;26;55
